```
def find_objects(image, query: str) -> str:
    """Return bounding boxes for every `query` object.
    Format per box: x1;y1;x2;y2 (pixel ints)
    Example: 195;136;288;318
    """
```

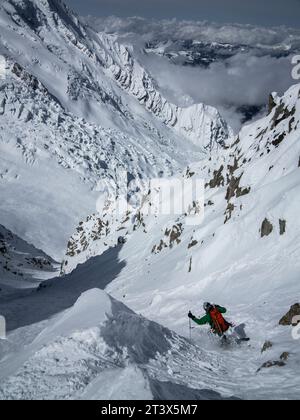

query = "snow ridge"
98;32;232;148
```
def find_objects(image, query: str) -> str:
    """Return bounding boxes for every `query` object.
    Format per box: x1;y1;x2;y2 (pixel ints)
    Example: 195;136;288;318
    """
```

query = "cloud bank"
86;16;300;131
140;51;295;131
86;16;300;47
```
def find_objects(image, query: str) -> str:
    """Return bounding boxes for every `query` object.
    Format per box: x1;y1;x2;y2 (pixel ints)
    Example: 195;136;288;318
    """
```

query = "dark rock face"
257;360;285;372
188;257;192;273
257;352;290;372
11;0;43;32
47;0;86;39
12;63;43;92
261;341;273;353
261;218;273;238
279;303;300;326
152;224;183;254
279;219;286;236
224;202;235;224
271;102;296;130
188;239;198;249
226;174;242;201
207;166;224;189
118;236;126;245
169;224;183;247
280;352;290;362
268;94;277;114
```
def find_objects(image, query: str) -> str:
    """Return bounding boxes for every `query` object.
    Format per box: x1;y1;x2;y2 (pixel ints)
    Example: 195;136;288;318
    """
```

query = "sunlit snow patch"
0;56;6;79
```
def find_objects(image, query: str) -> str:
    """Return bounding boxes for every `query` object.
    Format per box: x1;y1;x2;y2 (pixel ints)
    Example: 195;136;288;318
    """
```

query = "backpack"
209;306;230;334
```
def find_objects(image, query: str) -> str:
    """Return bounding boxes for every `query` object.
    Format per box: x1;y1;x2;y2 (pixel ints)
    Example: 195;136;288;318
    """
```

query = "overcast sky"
65;0;300;27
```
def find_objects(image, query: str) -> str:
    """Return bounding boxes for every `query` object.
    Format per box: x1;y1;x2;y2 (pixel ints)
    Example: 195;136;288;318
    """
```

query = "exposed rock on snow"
257;359;286;372
0;224;57;294
261;218;274;238
279;304;300;326
257;352;291;373
279;219;287;236
63;81;300;275
59;82;300;399
261;341;273;353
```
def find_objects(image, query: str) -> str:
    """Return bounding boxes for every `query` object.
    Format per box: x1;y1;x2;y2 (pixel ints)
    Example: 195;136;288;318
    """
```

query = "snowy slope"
0;224;57;297
0;0;231;259
96;32;231;147
0;0;299;401
0;59;188;259
0;279;236;400
60;83;300;399
0;0;230;145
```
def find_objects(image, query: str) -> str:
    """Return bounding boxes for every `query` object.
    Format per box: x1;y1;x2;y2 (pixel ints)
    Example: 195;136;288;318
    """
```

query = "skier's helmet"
203;302;212;312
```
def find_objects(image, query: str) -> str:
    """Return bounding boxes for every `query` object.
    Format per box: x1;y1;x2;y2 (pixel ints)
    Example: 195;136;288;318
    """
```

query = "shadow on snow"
0;245;126;331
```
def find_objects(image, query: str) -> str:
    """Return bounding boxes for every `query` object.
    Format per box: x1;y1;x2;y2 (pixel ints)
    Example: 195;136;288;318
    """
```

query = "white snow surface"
0;0;230;259
0;284;234;400
0;0;300;401
58;82;300;399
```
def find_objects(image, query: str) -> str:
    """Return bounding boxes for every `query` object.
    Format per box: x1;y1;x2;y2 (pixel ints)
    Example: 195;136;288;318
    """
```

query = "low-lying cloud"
140;51;295;131
86;16;300;131
86;16;300;47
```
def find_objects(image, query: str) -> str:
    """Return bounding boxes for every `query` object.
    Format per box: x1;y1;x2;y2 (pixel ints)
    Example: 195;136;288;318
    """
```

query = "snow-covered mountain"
0;0;231;259
97;32;231;146
0;0;300;401
143;39;297;68
86;16;300;127
0;224;57;298
62;82;300;281
59;82;300;399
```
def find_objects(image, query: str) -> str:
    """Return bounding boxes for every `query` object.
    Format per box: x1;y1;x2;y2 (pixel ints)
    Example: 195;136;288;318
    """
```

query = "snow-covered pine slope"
61;83;300;399
0;224;57;297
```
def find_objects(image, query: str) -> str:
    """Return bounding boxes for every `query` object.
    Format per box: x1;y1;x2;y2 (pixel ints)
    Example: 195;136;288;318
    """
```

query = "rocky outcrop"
257;352;290;373
261;341;273;353
188;239;198;249
279;219;286;236
268;93;277;114
152;224;184;254
0;224;55;283
279;304;300;326
261;219;273;238
207;166;225;189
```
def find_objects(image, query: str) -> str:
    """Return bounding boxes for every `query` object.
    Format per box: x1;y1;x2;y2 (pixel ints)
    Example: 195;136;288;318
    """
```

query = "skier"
188;302;250;343
188;302;232;337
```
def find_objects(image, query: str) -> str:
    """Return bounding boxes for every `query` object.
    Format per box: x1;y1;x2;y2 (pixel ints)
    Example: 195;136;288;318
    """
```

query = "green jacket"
192;305;227;332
